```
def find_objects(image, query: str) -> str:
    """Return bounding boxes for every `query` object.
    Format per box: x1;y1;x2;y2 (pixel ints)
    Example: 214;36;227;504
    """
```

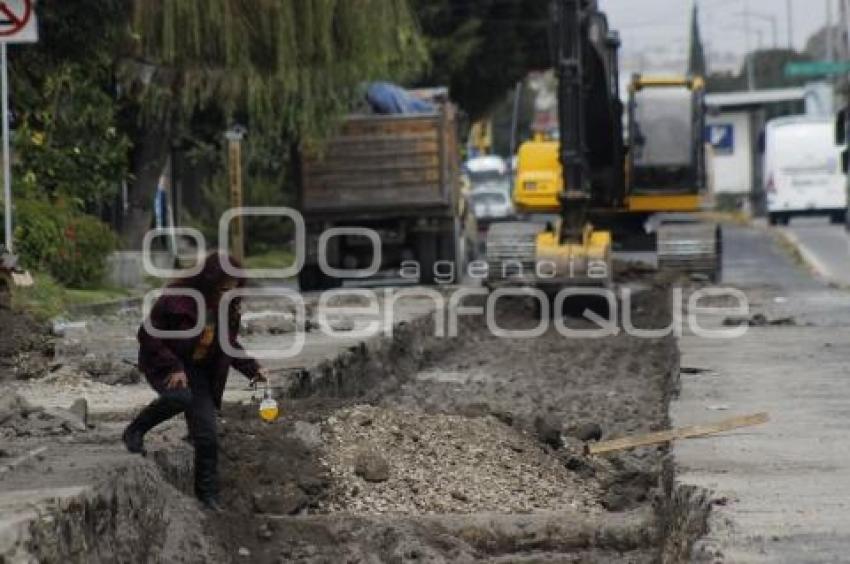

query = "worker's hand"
165;371;188;390
254;368;269;383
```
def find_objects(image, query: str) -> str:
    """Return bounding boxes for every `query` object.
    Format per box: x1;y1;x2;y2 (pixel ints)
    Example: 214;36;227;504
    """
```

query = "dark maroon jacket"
138;293;260;408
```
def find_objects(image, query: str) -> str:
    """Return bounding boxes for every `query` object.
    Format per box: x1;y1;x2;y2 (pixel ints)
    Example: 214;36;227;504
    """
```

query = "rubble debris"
320;405;601;515
77;354;141;385
0;394;89;438
51;319;87;337
722;313;797;327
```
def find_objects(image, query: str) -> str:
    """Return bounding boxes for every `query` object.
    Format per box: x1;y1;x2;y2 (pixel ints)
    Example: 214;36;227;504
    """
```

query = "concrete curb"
775;228;846;288
67;296;143;317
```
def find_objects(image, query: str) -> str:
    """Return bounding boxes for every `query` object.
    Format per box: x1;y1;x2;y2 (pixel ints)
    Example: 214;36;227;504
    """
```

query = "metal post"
744;0;755;90
828;0;835;63
2;43;12;253
787;0;794;49
508;81;522;158
226;129;245;262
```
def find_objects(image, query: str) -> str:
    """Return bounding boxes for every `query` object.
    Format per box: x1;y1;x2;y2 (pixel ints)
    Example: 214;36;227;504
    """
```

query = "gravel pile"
319;405;601;515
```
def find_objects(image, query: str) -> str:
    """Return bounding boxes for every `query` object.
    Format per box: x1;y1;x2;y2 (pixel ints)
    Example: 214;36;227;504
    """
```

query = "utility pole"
828;0;835;63
745;0;755;90
226;126;246;263
787;0;794;49
1;43;11;253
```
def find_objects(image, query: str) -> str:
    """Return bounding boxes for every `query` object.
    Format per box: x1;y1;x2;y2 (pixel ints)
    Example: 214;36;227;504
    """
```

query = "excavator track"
656;218;722;282
485;222;544;284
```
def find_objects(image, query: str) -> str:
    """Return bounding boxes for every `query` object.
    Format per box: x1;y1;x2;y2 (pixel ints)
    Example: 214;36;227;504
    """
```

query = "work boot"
194;443;222;512
122;425;146;455
122;395;188;456
199;495;225;514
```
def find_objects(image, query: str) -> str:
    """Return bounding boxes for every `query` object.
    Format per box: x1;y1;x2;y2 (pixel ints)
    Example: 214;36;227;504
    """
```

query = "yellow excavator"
486;0;720;289
486;0;623;290
626;74;721;281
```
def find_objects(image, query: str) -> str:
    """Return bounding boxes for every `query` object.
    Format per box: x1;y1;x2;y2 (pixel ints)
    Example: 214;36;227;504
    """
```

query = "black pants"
130;366;219;501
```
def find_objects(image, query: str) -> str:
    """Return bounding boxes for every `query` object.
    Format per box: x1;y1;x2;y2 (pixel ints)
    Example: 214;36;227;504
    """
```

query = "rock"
257;523;274;541
238;547;251;557
242;314;298;335
44;407;87;432
450;490;469;503
69;399;88;427
252;483;307;515
0;393;19;425
565;422;603;443
491;410;515;427
51;320;87;337
290;421;323;449
297;475;327;496
354;449;390;483
534;415;563;449
328;317;355;332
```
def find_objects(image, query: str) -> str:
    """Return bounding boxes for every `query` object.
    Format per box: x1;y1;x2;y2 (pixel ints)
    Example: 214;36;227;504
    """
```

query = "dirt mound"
319;405;601;515
0;308;51;381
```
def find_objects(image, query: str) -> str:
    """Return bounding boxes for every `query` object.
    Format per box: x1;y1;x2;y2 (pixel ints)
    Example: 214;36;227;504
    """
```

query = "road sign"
0;0;36;253
785;60;850;78
705;124;735;156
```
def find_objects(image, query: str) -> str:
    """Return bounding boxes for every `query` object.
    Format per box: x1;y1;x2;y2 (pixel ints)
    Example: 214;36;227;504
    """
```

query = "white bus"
763;115;847;226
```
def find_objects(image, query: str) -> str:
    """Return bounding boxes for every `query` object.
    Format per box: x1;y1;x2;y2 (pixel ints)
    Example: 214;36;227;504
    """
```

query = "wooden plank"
587;412;770;455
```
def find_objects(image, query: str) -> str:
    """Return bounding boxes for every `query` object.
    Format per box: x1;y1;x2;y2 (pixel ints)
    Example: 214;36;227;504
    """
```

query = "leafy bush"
51;214;117;287
11;198;116;288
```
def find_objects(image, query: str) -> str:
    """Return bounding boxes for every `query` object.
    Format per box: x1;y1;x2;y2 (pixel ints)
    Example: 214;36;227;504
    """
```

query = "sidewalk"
673;225;850;563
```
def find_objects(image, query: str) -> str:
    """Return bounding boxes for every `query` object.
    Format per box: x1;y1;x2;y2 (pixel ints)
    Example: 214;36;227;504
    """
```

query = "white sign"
0;0;37;44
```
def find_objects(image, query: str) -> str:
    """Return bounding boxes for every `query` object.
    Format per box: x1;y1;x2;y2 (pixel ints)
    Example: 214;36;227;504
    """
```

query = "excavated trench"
13;282;712;563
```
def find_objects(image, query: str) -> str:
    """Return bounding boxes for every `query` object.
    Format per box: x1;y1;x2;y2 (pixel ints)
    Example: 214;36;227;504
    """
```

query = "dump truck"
297;94;474;291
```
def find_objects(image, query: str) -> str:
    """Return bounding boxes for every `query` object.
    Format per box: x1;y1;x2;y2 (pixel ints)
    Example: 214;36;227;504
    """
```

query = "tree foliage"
129;0;426;140
11;0;132;210
412;0;551;120
688;4;706;77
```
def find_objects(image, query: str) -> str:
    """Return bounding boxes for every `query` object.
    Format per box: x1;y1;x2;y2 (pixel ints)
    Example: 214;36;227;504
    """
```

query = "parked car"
472;188;514;223
763;116;848;226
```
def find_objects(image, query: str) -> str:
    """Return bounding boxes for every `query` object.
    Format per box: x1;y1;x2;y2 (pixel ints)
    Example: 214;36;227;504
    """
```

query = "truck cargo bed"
300;110;457;217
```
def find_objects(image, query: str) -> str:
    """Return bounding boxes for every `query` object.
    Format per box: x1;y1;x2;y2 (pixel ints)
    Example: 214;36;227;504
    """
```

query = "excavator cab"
627;75;722;282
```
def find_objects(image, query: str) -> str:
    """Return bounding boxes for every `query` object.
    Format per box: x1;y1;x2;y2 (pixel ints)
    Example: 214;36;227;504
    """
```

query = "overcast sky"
601;0;832;62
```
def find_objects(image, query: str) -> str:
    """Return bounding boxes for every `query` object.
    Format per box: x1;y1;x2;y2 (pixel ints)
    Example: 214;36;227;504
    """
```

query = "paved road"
779;217;850;287
673;224;850;562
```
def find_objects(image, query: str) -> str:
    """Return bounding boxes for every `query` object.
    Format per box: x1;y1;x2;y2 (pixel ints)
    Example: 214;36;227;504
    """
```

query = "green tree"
122;0;426;248
688;3;706;77
412;0;551;120
10;0;132;211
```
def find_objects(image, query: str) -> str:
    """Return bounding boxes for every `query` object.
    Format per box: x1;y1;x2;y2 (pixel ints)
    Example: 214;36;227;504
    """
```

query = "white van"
763;116;847;226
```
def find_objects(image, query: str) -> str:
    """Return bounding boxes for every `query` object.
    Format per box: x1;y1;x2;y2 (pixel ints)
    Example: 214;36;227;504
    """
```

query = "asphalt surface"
673;223;850;563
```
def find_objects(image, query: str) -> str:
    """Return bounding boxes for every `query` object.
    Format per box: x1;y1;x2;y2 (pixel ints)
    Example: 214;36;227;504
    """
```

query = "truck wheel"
416;233;438;285
830;211;845;225
768;213;779;226
298;265;338;292
438;225;462;284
